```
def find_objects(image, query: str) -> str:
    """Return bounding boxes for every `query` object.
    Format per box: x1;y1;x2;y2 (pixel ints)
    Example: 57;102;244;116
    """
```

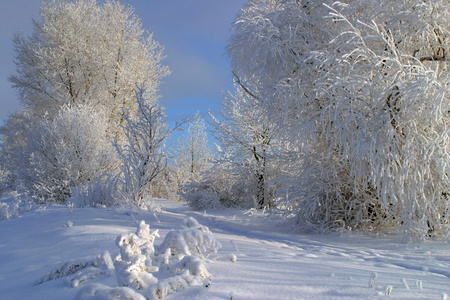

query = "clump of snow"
114;231;158;290
0;195;37;220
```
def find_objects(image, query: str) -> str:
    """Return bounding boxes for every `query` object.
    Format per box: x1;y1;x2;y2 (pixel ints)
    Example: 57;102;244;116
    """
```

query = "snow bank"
1;199;448;299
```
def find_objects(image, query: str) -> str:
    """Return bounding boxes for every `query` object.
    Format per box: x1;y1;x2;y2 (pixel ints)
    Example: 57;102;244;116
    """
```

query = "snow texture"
0;198;448;299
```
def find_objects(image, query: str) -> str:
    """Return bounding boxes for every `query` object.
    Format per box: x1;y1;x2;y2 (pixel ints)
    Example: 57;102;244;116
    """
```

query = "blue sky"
0;0;247;146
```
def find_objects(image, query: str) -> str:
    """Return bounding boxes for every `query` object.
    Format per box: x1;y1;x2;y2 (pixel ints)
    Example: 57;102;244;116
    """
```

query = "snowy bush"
182;160;278;210
37;251;115;287
0;195;37;221
42;217;228;299
114;221;160;290
148;165;181;202
5;104;117;204
181;179;225;210
69;174;119;208
228;0;450;241
157;217;221;259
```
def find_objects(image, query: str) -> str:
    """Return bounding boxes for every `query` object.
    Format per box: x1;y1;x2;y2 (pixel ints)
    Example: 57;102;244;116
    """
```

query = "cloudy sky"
0;0;247;141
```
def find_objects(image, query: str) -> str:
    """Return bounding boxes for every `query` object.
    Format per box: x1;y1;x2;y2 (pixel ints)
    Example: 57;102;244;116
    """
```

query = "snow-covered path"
178;203;450;299
0;199;448;299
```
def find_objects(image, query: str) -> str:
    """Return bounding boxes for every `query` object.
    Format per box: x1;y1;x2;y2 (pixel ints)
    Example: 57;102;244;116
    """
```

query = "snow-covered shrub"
148;165;180;201
0;195;37;221
181;179;224;210
69;174;119;208
114;221;160;290
114;85;174;207
158;217;222;259
37;259;97;285
14;104;116;204
37;251;115;287
145;217;220;299
182;160;277;210
72;218;226;299
181;160;256;210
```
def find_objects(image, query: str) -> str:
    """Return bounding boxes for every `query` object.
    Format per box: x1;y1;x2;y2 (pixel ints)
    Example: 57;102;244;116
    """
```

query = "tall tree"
228;0;450;240
9;0;169;137
0;0;169;202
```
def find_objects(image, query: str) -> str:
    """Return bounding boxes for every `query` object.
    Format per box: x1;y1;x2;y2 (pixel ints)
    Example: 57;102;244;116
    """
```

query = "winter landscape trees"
174;114;212;185
226;0;450;240
209;80;277;209
114;85;174;207
0;0;449;242
9;0;168;137
0;0;169;204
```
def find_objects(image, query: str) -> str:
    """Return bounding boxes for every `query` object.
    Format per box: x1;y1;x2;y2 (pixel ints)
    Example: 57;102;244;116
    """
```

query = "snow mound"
157;216;222;258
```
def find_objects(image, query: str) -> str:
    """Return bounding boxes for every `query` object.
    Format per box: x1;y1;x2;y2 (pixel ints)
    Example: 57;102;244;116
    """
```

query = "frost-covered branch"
114;85;178;207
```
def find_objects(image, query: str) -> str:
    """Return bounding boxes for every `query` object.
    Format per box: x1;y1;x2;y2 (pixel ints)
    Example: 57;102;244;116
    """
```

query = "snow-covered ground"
0;198;448;299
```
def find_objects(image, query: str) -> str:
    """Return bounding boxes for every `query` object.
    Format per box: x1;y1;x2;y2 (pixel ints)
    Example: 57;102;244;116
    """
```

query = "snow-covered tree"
15;104;115;203
114;85;174;207
228;0;450;240
210;79;277;209
174;114;213;184
147;165;180;201
9;0;169;139
1;0;169;202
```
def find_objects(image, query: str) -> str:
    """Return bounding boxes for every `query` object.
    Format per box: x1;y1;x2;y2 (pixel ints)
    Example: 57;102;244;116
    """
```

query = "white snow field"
0;198;448;299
